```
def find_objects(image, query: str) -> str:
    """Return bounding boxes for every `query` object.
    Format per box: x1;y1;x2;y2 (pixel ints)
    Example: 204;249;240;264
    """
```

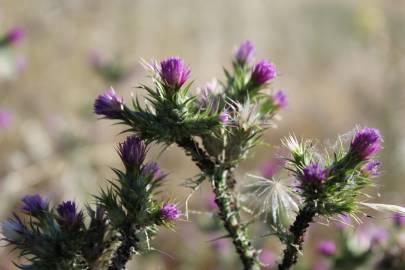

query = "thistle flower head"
5;27;24;45
206;193;218;211
159;57;190;89
117;136;147;169
361;160;380;177
196;81;223;112
246;175;299;229
21;194;48;215
350;226;388;253
350;127;382;160
251;60;276;85
312;261;330;270
368;227;388;246
196;88;211;109
317;240;336;256
335;214;351;230
142;161;164;180
218;111;229;124
301;163;327;184
56;201;84;229
1;215;25;242
283;135;304;156
393;212;405;227
94;87;123;119
234;101;261;129
0;109;12;129
259;249;276;267
234;40;255;65
272;90;287;109
260;158;284;179
160;203;181;221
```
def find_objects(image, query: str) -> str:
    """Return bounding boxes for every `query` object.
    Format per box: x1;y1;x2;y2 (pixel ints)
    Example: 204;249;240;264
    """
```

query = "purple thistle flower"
235;40;255;65
361;160;380;177
160;203;181;221
317;240;336;256
218;111;229;124
350;128;382;160
142;162;164;180
370;227;388;245
393;212;405;227
335;214;351;230
196;80;223;109
273;90;287;109
251;60;277;85
21;194;48;214
5;27;24;45
260;158;284;179
0;110;12;129
259;249;276;267
94;87;123;119
312;261;330;270
301;163;327;184
117;136;147;169
196;88;211;109
206;193;218;211
159;57;190;89
56;201;84;229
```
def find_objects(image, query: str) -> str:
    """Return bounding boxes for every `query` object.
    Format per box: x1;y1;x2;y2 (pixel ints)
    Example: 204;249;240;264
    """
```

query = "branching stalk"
278;202;316;270
212;168;260;270
176;137;260;270
108;226;140;270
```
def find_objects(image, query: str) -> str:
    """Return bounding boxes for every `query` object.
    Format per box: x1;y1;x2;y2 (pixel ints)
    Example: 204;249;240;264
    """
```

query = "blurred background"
1;0;404;269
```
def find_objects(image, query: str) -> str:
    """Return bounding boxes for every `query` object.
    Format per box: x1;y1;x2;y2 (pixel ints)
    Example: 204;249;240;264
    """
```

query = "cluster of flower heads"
5;194;85;238
296;127;382;189
1;193;102;269
1;134;180;269
99;135;181;225
7;39;401;270
93;40;287;136
234;40;277;85
91;40;286;270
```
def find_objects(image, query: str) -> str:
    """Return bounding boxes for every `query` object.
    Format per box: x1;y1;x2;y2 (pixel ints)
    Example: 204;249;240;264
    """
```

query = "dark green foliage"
8;206;112;270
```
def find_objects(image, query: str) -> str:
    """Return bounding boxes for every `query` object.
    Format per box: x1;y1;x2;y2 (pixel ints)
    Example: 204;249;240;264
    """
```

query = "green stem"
107;226;140;270
278;203;316;270
212;168;260;270
176;137;260;270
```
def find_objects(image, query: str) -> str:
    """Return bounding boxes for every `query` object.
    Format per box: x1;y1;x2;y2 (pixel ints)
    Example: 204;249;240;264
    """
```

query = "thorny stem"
212;168;260;270
176;137;260;270
278;202;316;270
107;226;140;270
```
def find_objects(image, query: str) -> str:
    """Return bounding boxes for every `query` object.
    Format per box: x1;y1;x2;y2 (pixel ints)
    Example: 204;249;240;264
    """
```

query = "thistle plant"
97;136;180;270
2;195;111;269
90;41;285;269
2;40;404;270
1;135;180;270
273;128;404;270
